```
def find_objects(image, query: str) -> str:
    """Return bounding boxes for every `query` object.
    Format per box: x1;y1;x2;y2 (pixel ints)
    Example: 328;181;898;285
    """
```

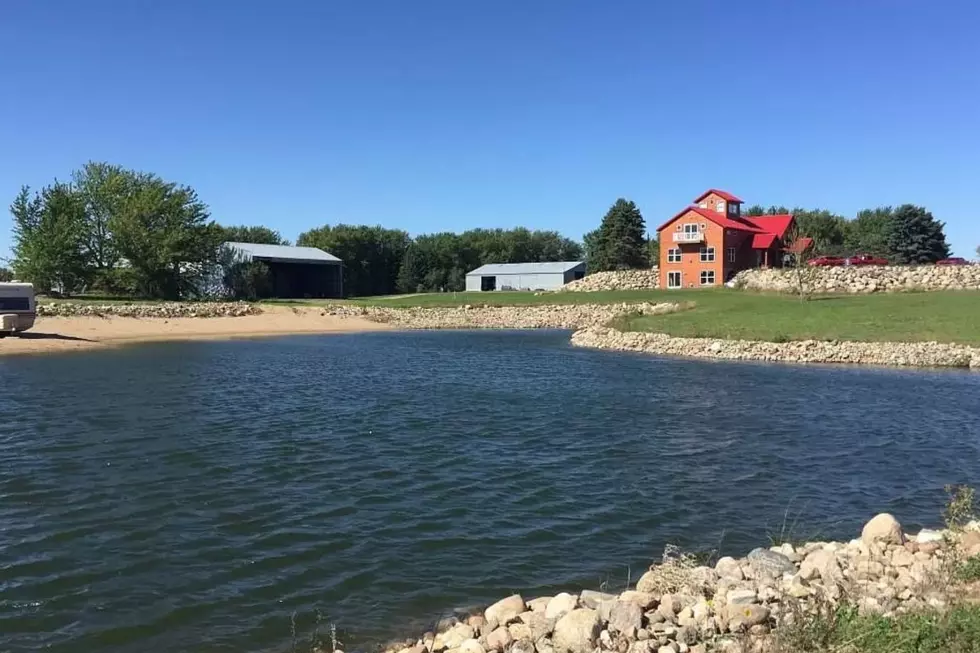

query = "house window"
683;223;699;235
700;247;715;262
667;248;681;263
667;271;681;288
727;247;736;263
700;270;716;286
716;200;725;213
698;201;707;209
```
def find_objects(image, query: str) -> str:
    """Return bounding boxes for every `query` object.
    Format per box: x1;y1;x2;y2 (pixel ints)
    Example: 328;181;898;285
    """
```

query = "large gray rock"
552;609;601;653
519;611;555;641
485;595;526;630
460;639;486;653
578;590;617;610
714;557;744;581
746;548;795;577
486;627;513;652
434;624;475;650
608;600;643;634
861;513;904;546
619;590;658;609
727;604;769;629
799;548;843;584
725;589;757;606
527;597;551;613
545;593;578;620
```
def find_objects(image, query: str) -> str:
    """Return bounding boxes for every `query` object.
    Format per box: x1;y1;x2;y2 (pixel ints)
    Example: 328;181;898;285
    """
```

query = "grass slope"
613;290;980;345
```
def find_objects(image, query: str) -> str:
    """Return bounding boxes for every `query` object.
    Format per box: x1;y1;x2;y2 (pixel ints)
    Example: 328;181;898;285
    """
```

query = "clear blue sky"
2;0;978;259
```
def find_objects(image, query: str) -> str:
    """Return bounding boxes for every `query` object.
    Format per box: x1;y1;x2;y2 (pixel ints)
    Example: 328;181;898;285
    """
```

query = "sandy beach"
0;306;390;356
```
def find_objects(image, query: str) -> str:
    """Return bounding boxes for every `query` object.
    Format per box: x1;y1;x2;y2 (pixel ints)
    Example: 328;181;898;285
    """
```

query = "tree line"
744;204;952;264
4;162;962;298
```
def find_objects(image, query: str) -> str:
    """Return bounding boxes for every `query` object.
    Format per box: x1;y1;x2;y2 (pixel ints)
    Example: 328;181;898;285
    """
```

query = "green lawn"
612;289;980;345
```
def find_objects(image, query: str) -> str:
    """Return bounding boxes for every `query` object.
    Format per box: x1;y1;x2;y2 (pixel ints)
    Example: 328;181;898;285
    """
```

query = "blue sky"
1;0;978;258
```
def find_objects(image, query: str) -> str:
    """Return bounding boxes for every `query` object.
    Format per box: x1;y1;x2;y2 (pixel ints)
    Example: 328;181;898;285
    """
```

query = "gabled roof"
466;261;585;276
224;242;342;264
751;233;777;250
785;237;814;254
694;189;743;204
742;214;794;239
656;206;764;233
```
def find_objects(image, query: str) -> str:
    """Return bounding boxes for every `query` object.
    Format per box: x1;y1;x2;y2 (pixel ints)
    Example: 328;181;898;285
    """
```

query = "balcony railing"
672;231;704;243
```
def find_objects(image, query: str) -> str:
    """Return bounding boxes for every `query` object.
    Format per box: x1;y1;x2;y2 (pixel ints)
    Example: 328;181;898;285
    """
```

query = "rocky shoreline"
570;327;980;370
36;301;260;318
380;514;980;653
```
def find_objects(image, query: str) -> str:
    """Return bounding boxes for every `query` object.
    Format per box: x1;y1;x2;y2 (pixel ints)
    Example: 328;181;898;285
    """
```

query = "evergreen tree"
585;199;649;271
886;204;950;264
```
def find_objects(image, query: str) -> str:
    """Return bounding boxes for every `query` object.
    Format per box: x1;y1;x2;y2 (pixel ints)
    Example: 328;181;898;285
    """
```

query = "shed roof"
224;242;341;264
466;261;585;276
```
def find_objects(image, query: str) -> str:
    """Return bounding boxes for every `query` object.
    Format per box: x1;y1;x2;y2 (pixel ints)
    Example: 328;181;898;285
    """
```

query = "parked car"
807;256;846;267
845;254;888;266
936;257;969;265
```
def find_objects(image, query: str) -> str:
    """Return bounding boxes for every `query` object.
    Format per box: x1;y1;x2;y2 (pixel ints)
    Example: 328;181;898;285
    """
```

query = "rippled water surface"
2;330;980;653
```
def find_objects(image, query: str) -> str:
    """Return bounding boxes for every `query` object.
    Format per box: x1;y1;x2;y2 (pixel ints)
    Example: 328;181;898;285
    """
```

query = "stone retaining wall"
734;264;980;294
382;515;980;653
570;327;980;369
36;302;261;318
560;269;660;292
328;303;680;330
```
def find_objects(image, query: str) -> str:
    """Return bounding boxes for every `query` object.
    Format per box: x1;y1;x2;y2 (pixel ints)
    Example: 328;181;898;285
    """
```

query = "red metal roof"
742;214;795;239
751;233;778;250
656;205;765;233
693;189;743;204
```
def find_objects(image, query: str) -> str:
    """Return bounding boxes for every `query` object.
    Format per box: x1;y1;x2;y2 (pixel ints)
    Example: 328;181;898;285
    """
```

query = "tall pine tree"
886;204;950;263
585;199;649;271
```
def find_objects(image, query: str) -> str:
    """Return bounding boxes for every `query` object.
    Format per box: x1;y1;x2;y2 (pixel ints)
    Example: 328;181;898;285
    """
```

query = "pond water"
1;331;979;653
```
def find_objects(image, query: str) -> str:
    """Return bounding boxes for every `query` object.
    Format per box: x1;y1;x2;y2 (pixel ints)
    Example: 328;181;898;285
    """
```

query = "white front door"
667;271;681;288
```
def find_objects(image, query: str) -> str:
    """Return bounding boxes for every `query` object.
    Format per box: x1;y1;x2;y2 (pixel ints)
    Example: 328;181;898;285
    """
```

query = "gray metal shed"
224;242;344;298
465;261;586;292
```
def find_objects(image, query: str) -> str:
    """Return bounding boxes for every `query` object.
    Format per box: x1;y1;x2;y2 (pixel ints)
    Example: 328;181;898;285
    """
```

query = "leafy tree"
886;204;950;264
744;204;766;217
647;235;660;265
10;184;90;294
110;174;222;299
218;247;272;300
396;243;427;293
0;267;12;282
845;207;893;258
791;208;848;256
221;224;289;246
72;162;130;273
297;224;410;297
586;199;648;271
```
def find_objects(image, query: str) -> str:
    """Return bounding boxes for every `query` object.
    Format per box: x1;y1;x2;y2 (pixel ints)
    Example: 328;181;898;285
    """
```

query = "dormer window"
728;203;739;215
699;202;708;209
715;200;725;213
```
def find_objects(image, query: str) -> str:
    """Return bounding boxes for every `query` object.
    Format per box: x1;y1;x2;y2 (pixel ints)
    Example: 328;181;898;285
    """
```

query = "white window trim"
667;248;682;263
683;223;699;234
667;271;682;288
727;247;736;263
699;247;715;262
700;270;716;286
715;200;725;213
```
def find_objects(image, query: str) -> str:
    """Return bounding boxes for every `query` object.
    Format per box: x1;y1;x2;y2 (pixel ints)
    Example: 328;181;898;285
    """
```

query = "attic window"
716;200;725;212
699;202;707;209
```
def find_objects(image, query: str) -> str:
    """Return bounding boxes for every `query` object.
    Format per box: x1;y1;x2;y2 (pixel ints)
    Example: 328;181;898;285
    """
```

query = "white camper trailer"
0;283;36;337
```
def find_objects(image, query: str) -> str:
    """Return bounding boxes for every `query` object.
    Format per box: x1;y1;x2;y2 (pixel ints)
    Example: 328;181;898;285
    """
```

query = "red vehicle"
807;256;846;267
936;257;969;265
845;254;888;266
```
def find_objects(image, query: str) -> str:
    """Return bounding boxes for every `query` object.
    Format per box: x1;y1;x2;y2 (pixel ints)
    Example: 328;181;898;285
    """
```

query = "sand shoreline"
0;306;391;357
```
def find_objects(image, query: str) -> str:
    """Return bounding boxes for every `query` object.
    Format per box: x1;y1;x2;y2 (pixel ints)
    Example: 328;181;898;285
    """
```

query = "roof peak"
694;189;743;204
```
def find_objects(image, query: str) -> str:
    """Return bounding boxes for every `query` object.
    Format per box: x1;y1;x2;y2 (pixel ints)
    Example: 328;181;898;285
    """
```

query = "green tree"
845;207;893;258
887;204;950;263
218;247;272;300
221;224;289;246
297;224;410;297
791;208;848;256
744;204;766;217
110;174;222;299
396;243;427;293
10;184;90;294
586;199;649;271
0;267;12;282
646;235;660;265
